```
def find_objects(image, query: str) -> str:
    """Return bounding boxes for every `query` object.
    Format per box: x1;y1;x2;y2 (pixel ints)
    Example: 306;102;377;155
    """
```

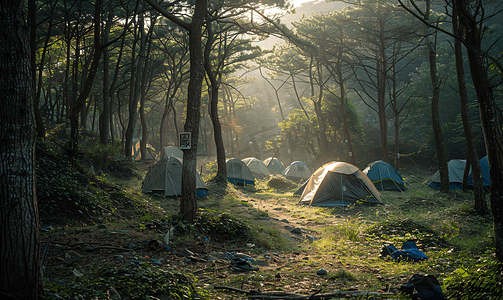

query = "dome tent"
226;158;255;186
142;157;208;197
263;157;286;174
132;141;156;160
426;159;466;190
468;155;490;188
159;146;183;160
299;161;382;207
363;160;405;191
242;157;273;178
281;161;312;181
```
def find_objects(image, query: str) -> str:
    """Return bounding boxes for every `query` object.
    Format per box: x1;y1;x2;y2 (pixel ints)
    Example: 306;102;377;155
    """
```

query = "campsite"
33;133;500;300
2;0;503;299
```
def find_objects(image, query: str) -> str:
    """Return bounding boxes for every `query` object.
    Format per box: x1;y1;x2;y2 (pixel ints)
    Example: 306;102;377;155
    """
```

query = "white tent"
242;157;273;178
263;157;286;174
282;161;312;181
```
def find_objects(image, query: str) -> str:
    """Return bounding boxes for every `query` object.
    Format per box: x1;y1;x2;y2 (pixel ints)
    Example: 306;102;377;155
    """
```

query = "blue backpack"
381;240;428;262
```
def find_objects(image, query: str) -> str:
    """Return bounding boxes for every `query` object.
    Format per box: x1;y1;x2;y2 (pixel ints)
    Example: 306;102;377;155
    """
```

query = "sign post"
179;132;191;150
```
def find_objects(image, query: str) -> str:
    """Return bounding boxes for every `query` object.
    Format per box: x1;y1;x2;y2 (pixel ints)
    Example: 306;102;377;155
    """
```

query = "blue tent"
468;155;491;187
281;161;312;181
426;159;466;190
226;158;255;186
363;160;405;191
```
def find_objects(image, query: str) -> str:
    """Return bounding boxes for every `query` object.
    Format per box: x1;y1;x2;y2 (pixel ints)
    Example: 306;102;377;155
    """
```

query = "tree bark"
99;12;114;146
204;21;227;178
452;5;487;215
124;9;140;158
69;0;102;157
423;1;449;193
377;24;390;163
139;16;156;161
456;0;503;261
0;1;40;298
29;0;46;138
179;0;207;221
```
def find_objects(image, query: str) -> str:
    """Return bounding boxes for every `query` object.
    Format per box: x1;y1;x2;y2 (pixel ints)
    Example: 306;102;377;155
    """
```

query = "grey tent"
263;157;286;174
242;157;273;178
426;159;466;190
299;161;382;207
159;146;183;160
142;157;208;197
226;158;255;185
282;161;312;182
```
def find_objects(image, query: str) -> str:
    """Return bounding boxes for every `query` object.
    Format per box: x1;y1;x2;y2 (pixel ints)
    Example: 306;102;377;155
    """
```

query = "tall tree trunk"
124;10;140;158
456;0;503;261
139;17;156;161
204;22;226;177
338;67;355;165
452;5;487;214
29;0;46;138
63;34;72;121
180;0;207;221
0;1;40;298
160;92;172;154
99;12;114;146
377;34;390;163
69;0;102;158
424;1;449;193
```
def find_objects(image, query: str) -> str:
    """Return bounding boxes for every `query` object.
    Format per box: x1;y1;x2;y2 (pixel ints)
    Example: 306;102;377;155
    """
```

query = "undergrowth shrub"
42;263;206;299
443;251;503;300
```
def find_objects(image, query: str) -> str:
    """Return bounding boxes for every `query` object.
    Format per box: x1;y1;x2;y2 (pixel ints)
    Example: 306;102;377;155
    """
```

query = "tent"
142;157;209;197
132;141;156;160
426;159;466;190
294;179;309;195
159;146;183;160
468;155;491;187
226;158;255;185
263;157;286;174
281;161;312;181
242;157;273;178
299;161;382;207
363;160;406;191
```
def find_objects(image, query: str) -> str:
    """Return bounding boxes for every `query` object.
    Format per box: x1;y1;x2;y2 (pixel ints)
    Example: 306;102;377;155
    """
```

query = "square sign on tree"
179;132;191;150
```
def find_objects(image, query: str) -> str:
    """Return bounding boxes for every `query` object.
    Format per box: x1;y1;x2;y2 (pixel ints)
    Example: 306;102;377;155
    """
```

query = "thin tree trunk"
204;22;226;177
377;33;390;163
124;15;139;158
139;17;156;161
69;0;102;157
29;0;47;138
424;1;449;193
99;12;114;146
452;6;487;214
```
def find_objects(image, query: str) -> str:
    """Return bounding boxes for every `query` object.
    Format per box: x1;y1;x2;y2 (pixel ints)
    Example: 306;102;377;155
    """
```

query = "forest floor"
37;138;500;299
